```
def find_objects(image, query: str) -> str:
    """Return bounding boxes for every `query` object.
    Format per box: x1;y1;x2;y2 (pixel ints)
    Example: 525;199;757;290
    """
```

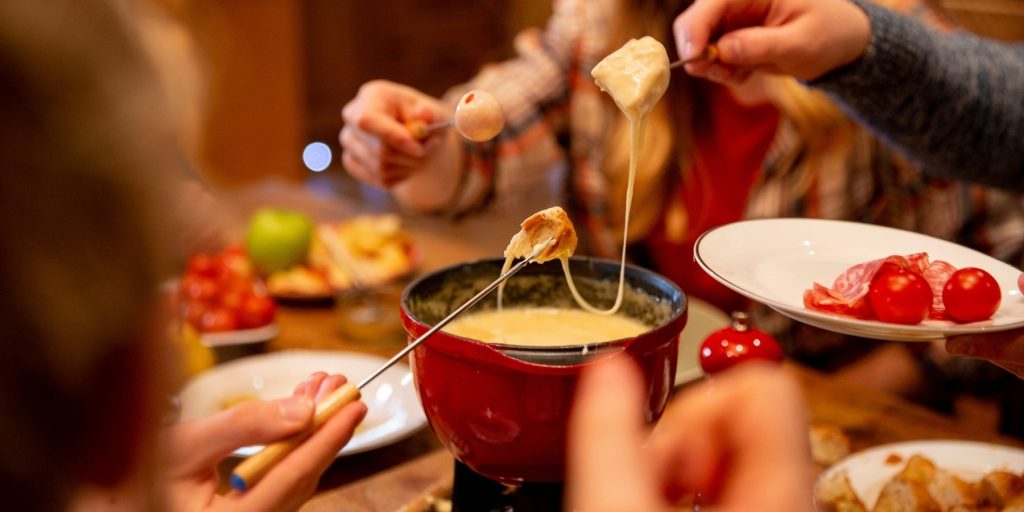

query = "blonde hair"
603;0;857;243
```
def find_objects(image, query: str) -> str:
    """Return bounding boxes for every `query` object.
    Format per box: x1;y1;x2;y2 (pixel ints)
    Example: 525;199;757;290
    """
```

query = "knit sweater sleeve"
811;0;1024;190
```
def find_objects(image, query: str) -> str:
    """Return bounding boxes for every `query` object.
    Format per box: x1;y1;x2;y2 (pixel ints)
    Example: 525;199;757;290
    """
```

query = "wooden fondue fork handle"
230;382;361;491
229;238;555;492
405;119;451;140
669;43;719;69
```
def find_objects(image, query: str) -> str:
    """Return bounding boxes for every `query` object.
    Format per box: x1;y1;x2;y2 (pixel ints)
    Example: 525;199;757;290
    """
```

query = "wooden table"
221;181;1019;510
234;303;1019;512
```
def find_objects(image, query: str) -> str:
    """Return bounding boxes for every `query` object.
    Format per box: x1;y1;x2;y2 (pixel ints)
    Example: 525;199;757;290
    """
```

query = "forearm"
812;0;1024;190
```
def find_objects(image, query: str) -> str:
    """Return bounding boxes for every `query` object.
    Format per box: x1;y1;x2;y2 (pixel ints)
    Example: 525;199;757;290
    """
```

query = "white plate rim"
695;218;1024;341
177;349;426;458
815;439;1024;510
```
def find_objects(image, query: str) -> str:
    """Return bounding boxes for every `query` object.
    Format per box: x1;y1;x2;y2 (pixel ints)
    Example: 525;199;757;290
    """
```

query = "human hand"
673;0;871;83
947;329;1024;379
164;372;367;512
568;358;814;512
340;80;451;188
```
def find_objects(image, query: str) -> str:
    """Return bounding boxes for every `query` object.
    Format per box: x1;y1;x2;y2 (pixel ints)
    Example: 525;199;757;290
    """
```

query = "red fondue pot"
400;257;687;484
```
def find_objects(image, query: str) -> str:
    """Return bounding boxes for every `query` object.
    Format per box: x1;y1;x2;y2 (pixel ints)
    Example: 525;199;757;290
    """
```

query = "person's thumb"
567;356;661;511
168;396;314;476
716;26;797;71
407;104;437;124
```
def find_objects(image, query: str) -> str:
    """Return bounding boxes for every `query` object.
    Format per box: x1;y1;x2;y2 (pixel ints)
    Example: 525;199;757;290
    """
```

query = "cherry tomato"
218;245;254;280
1018;272;1024;296
868;269;932;325
943;267;1001;323
187;253;222;279
249;283;270;299
237;294;276;328
218;287;247;310
699;312;783;374
200;307;239;332
180;274;218;302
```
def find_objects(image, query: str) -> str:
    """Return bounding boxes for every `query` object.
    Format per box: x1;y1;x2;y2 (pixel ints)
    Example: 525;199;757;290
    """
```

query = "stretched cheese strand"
492;135;635;319
561;116;643;315
559;36;668;315
495;116;642;317
495;37;667;321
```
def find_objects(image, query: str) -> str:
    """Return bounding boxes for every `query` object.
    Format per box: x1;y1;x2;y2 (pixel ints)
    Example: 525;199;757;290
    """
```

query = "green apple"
245;208;313;275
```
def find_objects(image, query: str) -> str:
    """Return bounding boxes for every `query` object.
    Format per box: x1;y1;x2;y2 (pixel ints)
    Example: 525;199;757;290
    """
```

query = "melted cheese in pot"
443;307;648;346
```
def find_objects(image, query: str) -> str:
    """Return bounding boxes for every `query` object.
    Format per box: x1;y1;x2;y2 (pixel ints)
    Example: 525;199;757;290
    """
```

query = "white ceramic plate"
695;219;1024;341
178;350;426;457
675;298;730;385
815;440;1024;510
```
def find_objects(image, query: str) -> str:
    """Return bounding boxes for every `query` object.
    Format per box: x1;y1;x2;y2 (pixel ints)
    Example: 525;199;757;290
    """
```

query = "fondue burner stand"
450;462;564;511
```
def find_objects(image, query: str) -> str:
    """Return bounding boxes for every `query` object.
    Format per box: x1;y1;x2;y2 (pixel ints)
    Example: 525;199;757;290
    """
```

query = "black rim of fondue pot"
401;256;686;364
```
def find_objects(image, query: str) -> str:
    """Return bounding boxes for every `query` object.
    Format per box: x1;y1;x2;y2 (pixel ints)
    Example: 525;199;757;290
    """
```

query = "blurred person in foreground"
671;0;1024;379
0;1;365;510
568;359;815;511
340;0;1024;411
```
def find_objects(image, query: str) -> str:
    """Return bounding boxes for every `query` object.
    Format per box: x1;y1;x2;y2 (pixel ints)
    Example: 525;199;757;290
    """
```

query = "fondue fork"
405;119;451;140
669;43;719;70
230;239;556;492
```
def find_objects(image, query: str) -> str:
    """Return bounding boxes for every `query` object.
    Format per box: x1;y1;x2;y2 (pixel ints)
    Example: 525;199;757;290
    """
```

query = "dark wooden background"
177;0;1023;187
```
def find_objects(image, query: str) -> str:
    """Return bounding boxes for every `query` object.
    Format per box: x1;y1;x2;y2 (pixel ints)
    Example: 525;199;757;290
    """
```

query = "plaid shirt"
447;0;1024;273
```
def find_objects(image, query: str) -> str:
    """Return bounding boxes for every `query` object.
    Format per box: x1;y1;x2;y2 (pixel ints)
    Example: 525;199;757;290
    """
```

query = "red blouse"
646;83;779;313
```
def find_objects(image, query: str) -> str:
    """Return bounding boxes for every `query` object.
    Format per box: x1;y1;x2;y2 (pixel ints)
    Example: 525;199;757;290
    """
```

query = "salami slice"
922;260;957;320
905;252;931;275
830;255;913;302
803;283;873;319
804;252;958;324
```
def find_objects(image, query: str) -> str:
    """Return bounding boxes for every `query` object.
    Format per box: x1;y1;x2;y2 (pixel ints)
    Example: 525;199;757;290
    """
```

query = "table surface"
217;181;1020;511
291;359;1021;512
260;303;1020;511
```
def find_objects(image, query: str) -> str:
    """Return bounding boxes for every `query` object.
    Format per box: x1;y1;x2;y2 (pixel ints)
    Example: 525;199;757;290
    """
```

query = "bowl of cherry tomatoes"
178;246;279;347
